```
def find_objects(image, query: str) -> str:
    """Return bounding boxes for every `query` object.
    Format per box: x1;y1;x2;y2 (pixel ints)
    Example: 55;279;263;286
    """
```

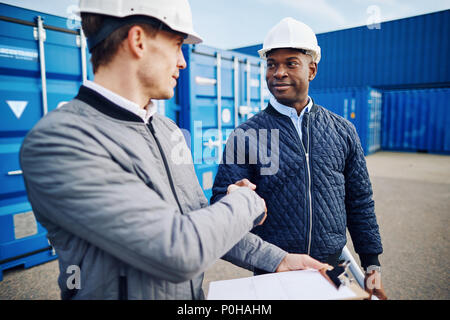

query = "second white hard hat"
80;0;202;51
258;17;321;64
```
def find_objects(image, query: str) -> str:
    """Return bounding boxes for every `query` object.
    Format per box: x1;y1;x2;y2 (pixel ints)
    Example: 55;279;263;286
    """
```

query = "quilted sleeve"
344;123;383;264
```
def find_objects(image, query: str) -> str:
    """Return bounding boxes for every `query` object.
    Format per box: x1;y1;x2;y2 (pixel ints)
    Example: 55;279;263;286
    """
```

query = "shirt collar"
269;94;312;119
83;80;156;124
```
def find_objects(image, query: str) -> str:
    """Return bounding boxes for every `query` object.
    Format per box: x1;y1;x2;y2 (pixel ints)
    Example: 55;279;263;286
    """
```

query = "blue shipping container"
309;87;382;155
381;87;450;153
233;10;450;90
178;44;270;200
0;3;90;277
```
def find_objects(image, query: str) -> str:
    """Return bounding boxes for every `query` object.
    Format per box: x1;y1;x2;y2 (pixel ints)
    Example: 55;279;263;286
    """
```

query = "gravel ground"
1;151;449;300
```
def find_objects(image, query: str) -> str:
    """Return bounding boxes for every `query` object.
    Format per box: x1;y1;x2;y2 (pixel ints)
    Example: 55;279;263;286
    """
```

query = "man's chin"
152;89;174;101
272;95;295;106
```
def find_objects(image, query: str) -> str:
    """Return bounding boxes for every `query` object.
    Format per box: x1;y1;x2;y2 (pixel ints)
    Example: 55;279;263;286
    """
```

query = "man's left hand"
276;254;330;272
364;271;388;300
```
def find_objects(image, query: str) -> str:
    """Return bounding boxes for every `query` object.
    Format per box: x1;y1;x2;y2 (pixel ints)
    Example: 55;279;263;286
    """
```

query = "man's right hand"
227;178;256;194
227;178;267;225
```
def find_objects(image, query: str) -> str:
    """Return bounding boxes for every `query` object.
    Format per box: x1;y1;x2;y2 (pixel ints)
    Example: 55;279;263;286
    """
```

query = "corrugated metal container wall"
309;87;382;155
310;10;450;89
381;87;450;153
0;3;93;279
178;45;269;201
233;44;262;57
233;10;450;89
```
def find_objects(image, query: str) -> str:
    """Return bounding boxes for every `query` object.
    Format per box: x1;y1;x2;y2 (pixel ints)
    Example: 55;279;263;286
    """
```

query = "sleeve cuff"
359;253;380;270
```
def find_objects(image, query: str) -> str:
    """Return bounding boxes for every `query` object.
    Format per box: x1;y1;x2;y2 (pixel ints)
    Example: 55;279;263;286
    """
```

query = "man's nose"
178;49;187;69
273;65;288;78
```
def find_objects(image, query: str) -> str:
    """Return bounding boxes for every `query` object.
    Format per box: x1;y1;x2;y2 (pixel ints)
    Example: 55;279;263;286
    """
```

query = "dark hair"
81;13;156;73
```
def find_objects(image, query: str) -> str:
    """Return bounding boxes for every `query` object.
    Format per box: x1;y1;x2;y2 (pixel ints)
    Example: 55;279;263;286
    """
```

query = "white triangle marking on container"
6;100;28;119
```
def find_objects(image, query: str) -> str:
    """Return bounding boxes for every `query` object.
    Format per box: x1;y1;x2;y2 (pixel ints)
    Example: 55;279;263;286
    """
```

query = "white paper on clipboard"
207;269;357;300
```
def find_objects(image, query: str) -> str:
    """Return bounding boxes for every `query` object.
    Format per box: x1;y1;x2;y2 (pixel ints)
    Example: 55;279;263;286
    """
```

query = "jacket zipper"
147;120;197;300
147;121;184;215
299;113;313;255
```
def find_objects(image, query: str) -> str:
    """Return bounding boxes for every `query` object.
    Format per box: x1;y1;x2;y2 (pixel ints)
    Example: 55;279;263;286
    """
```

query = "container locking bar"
216;53;223;161
233;56;239;128
35;16;48;116
79;28;88;83
260;62;265;110
246;60;251;111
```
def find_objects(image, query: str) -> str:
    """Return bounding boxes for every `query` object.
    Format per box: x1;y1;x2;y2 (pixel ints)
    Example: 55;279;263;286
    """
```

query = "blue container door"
180;45;268;201
310;87;381;155
0;16;46;206
367;89;382;154
0;4;91;273
381;88;450;153
0;7;91;207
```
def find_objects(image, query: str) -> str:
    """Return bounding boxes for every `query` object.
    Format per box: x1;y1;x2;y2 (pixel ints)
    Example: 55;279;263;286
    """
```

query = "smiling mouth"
273;84;292;91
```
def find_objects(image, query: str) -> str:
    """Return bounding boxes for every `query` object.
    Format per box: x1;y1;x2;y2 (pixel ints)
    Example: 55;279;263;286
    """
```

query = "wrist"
365;265;381;275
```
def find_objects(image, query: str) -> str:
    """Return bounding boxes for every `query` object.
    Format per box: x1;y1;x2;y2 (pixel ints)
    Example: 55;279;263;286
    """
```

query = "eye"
287;61;299;67
175;37;184;48
267;62;275;68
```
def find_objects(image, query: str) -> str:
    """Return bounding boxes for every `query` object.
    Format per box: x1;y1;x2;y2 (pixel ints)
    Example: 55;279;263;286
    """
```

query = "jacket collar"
265;99;319;118
269;94;313;118
75;85;145;123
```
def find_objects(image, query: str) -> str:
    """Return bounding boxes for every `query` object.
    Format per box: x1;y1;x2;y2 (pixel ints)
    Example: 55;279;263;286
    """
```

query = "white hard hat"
79;0;202;51
258;17;321;64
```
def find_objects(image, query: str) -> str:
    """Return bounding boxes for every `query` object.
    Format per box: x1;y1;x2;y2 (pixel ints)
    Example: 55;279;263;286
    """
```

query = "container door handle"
7;170;23;176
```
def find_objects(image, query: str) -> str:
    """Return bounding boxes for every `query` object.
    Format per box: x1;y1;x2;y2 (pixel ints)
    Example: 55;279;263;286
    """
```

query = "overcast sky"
2;0;449;49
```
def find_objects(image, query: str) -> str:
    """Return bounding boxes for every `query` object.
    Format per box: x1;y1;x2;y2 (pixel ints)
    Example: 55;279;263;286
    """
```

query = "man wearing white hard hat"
212;17;387;299
20;2;327;300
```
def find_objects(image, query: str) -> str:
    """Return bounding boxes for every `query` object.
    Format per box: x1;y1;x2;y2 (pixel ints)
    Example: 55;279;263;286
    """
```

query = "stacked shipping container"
0;4;89;279
234;10;450;154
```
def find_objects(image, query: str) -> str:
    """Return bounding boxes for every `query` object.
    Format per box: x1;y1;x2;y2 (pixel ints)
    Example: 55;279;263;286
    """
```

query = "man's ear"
127;25;146;58
309;61;318;81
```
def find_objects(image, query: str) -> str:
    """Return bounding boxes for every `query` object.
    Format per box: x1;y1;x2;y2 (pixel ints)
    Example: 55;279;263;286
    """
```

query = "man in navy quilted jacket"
211;17;387;299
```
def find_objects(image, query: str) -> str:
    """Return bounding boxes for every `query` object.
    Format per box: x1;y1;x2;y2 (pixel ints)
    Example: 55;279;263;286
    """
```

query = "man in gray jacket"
20;0;327;300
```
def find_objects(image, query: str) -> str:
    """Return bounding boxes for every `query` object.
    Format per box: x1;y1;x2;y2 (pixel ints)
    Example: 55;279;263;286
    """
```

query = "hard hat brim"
181;32;203;44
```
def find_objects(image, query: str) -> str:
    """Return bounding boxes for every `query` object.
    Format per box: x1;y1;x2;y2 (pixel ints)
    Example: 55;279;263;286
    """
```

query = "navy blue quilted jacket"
211;103;383;267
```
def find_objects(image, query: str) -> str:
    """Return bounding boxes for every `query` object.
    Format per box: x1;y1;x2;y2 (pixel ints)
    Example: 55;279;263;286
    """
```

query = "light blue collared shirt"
269;94;313;141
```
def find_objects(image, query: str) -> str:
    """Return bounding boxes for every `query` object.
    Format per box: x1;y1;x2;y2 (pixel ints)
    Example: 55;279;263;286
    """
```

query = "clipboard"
207;268;369;300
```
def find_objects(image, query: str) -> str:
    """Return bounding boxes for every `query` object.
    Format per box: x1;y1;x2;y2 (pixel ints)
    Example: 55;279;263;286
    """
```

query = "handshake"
226;178;331;273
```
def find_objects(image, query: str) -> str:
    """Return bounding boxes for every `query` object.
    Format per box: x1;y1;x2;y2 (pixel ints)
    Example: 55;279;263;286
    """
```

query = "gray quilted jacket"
20;86;286;300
